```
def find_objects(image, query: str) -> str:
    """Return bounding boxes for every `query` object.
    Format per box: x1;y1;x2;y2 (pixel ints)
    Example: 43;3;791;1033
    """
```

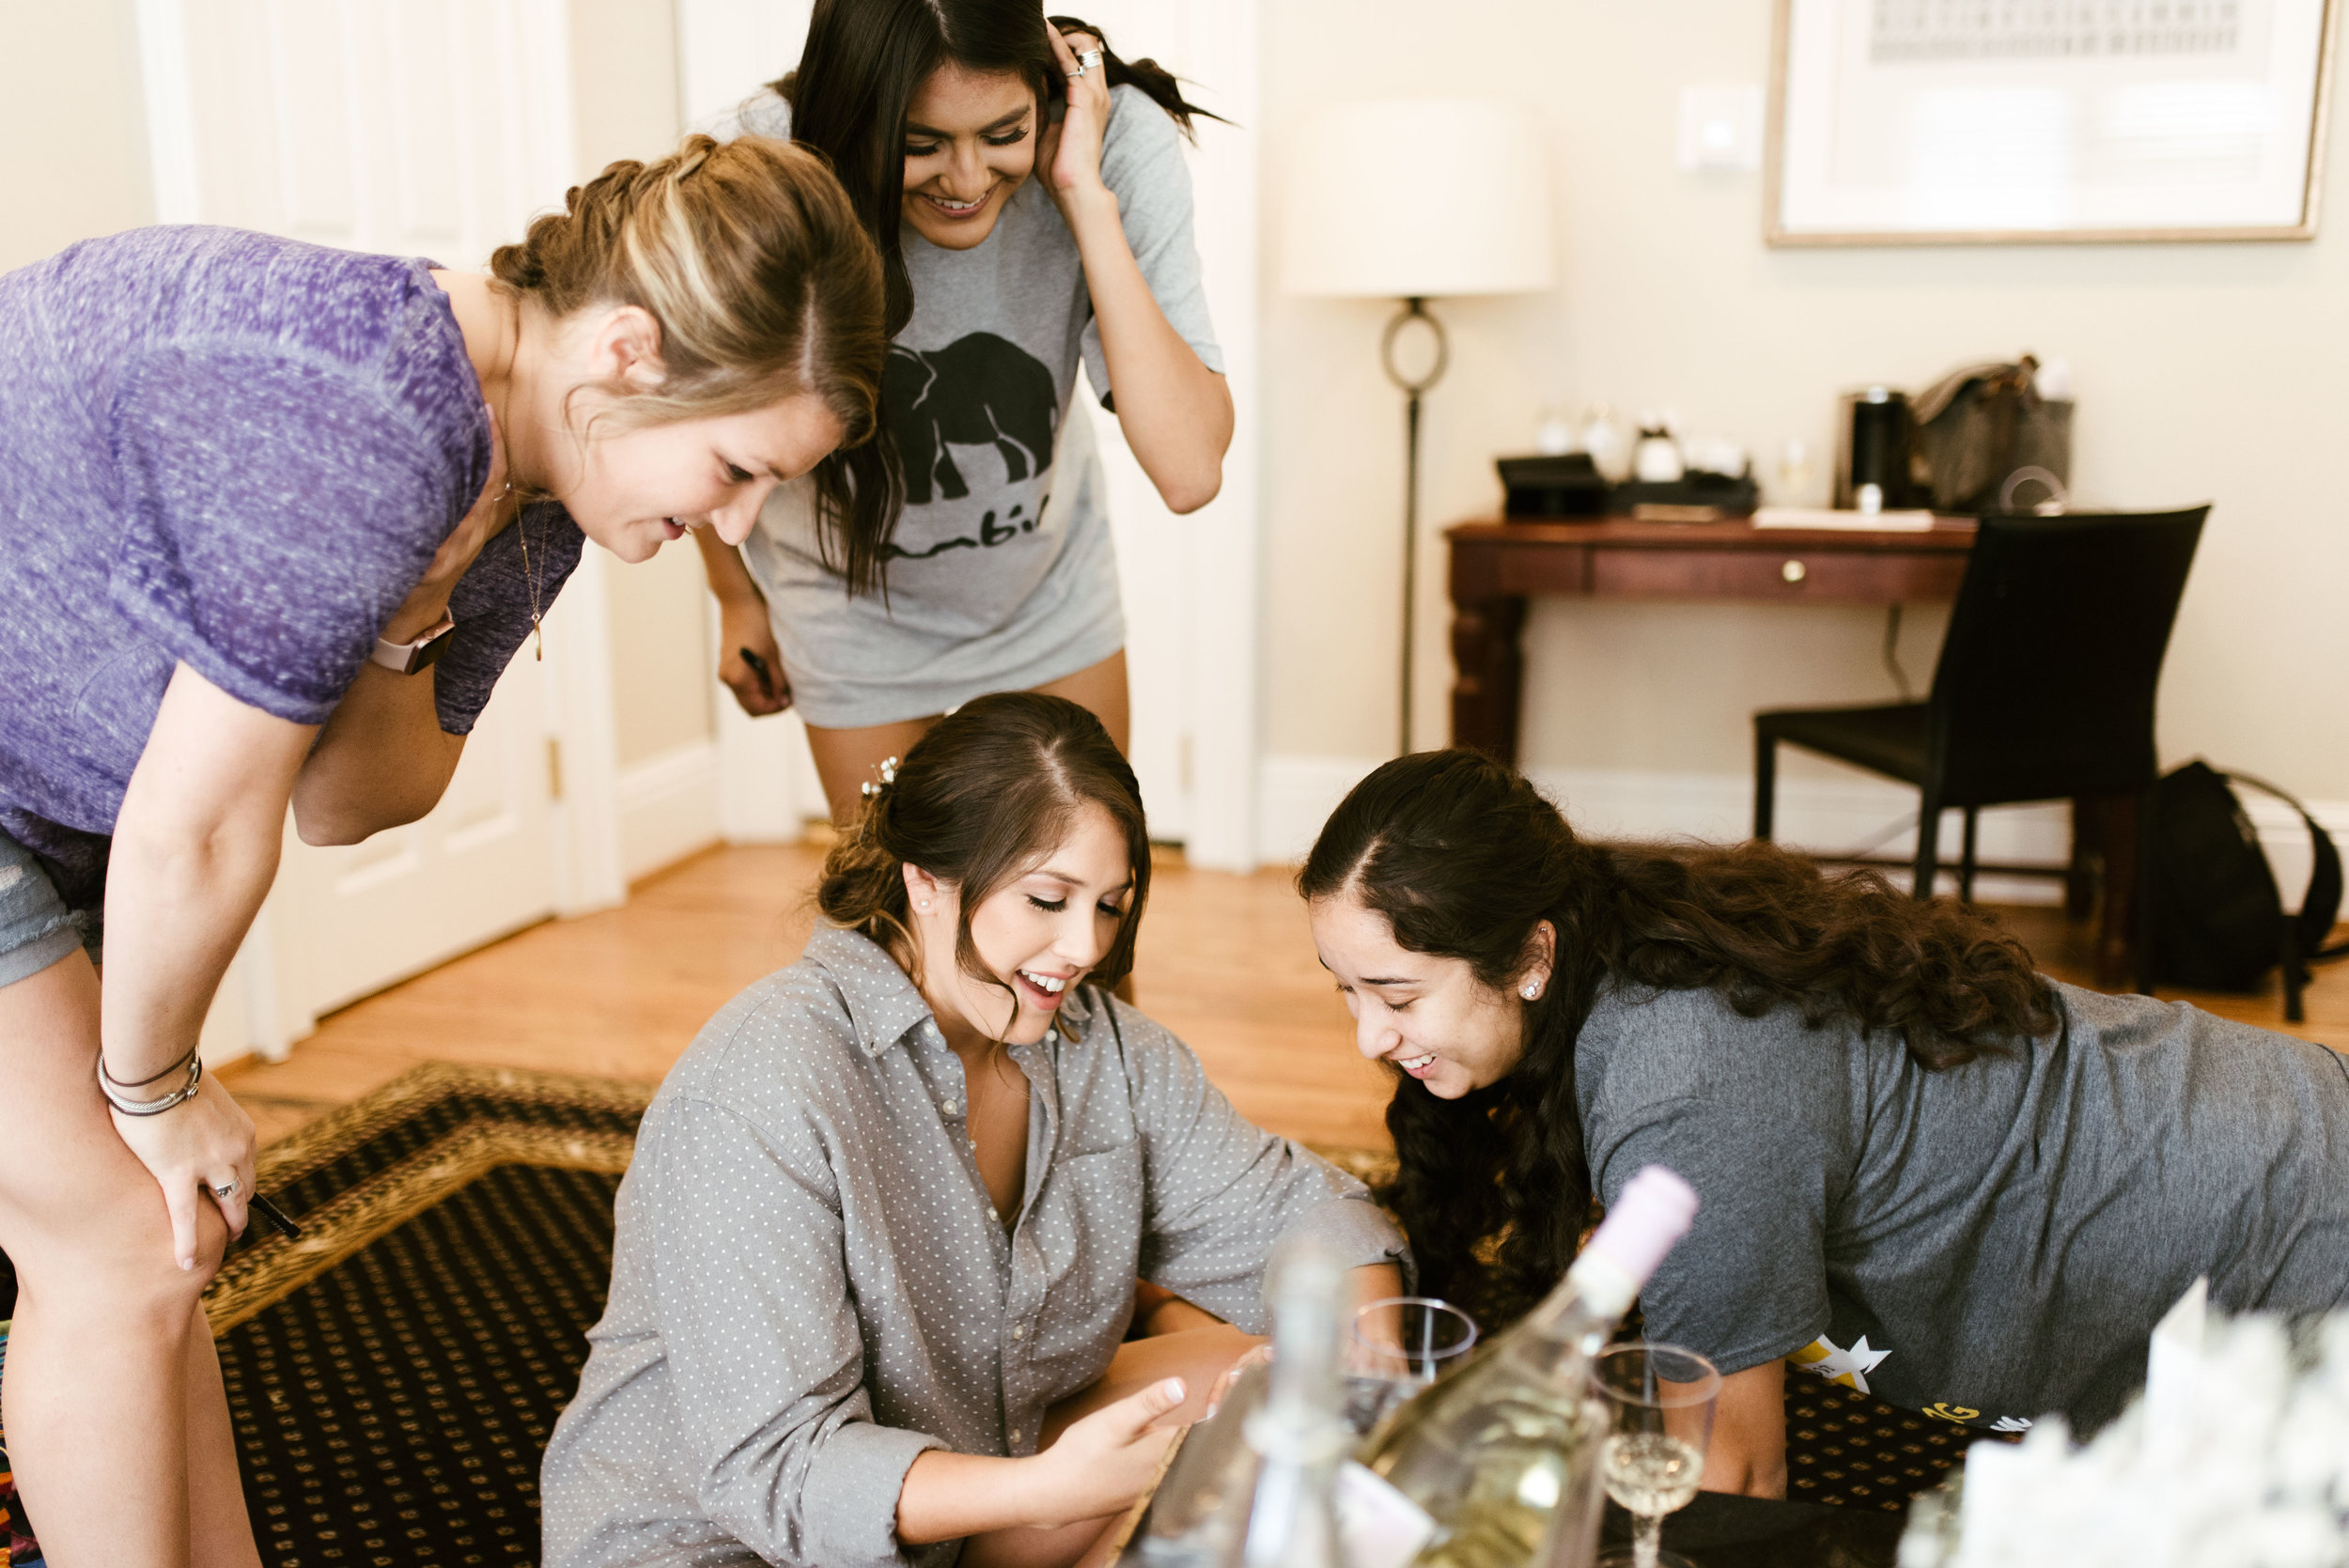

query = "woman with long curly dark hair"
1299;750;2349;1498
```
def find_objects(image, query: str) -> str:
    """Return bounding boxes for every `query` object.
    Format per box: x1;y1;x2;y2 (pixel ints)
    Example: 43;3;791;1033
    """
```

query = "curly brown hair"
1297;750;2059;1327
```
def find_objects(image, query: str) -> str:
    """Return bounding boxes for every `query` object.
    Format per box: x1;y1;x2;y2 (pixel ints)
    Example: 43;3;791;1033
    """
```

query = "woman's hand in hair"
1037;24;1114;217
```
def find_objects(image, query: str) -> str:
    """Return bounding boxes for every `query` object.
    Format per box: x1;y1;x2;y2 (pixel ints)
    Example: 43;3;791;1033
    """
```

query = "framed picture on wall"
1766;0;2340;243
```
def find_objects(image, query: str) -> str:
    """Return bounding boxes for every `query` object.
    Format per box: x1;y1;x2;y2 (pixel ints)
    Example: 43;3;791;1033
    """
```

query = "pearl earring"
1521;982;1541;1000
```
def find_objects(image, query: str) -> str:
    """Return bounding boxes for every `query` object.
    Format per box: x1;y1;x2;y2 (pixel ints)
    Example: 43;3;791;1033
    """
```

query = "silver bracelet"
99;1048;203;1116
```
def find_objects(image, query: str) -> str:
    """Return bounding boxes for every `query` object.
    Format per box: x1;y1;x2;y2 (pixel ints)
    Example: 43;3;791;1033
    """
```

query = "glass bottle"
1358;1167;1700;1568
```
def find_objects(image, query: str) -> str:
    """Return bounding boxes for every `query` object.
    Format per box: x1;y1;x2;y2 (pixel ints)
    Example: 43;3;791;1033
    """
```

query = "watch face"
412;622;458;672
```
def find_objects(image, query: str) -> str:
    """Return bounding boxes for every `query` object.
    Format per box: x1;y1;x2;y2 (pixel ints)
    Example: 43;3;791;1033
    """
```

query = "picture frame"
1766;0;2340;245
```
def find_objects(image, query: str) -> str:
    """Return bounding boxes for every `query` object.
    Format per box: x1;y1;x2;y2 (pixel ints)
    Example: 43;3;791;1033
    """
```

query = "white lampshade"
1283;99;1555;299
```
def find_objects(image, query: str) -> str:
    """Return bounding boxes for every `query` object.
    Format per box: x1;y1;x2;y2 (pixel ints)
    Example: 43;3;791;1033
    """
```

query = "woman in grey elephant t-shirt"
1298;751;2349;1500
697;0;1235;821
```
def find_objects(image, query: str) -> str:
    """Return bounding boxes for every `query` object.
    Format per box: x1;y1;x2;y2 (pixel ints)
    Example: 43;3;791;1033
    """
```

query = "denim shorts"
0;831;98;987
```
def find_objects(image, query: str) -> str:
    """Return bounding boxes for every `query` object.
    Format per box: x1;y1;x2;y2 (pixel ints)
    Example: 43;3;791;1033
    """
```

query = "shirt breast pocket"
1027;1141;1146;1349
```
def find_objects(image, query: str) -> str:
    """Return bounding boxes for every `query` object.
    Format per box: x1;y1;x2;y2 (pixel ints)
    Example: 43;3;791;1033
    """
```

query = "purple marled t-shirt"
0;225;584;911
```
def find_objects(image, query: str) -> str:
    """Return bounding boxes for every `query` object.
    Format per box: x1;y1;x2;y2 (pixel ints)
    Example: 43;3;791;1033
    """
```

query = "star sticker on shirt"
1789;1332;1891;1395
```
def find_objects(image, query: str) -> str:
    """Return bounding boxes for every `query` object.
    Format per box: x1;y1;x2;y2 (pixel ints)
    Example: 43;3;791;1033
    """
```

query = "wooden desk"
1446;516;1977;762
1444;515;2142;987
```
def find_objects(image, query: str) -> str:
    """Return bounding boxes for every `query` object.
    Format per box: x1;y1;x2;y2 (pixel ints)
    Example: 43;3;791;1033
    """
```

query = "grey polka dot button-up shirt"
540;925;1406;1568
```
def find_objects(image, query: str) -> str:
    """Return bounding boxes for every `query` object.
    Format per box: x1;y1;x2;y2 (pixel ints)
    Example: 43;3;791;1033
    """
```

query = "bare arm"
1041;26;1234;515
103;662;318;1262
1698;1360;1787;1499
694;529;789;717
897;1377;1188;1545
290;419;515;845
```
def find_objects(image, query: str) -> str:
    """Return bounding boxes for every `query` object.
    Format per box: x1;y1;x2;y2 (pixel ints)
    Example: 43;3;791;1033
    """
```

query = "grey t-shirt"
724;86;1222;728
1576;978;2349;1436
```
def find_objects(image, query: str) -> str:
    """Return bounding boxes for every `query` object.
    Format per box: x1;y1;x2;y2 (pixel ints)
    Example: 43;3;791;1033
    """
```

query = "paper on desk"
1752;506;1936;532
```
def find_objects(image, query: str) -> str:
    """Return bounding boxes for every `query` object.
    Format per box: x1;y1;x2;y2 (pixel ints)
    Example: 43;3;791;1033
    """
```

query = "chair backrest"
1927;507;2207;806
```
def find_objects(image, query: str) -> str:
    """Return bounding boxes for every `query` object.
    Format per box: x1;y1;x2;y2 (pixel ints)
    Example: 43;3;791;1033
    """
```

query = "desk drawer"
1589;548;1966;604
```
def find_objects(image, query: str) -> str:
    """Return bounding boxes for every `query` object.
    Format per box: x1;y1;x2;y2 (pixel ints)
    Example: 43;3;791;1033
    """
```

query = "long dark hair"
817;692;1151;1011
777;0;1218;591
1297;751;2060;1327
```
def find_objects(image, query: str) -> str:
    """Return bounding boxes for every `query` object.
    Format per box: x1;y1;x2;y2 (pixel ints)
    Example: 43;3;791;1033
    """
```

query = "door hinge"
547;738;564;801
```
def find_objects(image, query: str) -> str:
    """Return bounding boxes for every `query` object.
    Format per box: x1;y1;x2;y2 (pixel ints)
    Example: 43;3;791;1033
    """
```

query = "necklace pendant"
533;617;543;660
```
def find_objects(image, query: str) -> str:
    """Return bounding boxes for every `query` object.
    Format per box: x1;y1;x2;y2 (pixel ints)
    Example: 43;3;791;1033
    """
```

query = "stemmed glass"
1592;1341;1720;1568
1342;1296;1478;1436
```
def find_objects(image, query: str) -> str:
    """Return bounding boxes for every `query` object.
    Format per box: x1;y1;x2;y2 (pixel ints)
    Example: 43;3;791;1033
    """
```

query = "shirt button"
1010;1324;1025;1340
1009;1428;1022;1444
941;1100;960;1116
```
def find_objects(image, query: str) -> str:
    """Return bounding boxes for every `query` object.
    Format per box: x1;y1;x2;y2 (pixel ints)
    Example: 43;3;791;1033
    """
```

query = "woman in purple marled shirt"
0;135;885;1566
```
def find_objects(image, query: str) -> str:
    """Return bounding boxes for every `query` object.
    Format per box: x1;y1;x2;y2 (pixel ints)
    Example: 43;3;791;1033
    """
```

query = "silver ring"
1066;65;1087;78
211;1179;241;1200
1079;47;1103;71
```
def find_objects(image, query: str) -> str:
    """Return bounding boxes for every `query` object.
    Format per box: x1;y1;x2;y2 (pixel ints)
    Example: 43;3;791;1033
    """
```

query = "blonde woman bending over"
0;135;884;1566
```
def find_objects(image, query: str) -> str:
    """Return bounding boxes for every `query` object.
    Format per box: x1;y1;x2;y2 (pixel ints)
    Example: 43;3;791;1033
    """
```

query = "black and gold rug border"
252;1062;657;1190
206;1063;656;1337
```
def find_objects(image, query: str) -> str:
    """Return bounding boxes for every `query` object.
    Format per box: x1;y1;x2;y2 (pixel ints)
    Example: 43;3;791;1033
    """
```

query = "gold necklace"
508;482;545;660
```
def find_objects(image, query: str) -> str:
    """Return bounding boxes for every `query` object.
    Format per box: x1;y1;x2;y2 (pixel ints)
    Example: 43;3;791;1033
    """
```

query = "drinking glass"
1342;1296;1477;1436
1592;1341;1720;1568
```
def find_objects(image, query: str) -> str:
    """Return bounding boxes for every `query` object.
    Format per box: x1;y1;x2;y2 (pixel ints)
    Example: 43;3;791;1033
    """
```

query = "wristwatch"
371;613;458;675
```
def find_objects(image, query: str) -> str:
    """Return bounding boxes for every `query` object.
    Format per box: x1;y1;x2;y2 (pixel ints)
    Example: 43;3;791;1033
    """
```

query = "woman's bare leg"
959;1324;1261;1568
0;951;257;1568
801;650;1134;827
1031;650;1129;756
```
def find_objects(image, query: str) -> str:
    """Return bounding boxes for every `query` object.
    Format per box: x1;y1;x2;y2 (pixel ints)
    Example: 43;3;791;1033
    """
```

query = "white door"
143;0;591;1050
676;0;1261;862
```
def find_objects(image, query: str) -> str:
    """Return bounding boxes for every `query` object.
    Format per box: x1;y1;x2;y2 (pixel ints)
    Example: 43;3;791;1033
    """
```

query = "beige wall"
1260;1;2349;807
569;0;718;769
0;0;152;272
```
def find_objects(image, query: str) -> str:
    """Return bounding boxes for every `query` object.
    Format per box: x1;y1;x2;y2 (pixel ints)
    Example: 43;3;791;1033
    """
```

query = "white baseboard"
617;739;723;882
1257;756;2347;912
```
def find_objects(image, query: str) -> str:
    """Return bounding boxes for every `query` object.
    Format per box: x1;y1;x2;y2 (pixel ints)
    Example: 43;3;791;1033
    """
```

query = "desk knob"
1781;559;1808;584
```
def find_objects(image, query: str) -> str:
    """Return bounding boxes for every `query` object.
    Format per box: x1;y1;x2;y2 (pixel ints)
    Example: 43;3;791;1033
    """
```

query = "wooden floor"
220;843;2349;1150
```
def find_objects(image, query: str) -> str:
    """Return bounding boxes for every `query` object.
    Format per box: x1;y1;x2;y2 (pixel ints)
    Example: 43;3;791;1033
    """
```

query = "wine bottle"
1227;1239;1350;1568
1357;1166;1700;1568
1131;1240;1354;1568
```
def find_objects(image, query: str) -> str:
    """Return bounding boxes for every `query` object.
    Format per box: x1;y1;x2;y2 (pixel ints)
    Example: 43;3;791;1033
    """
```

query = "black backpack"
2147;760;2345;1020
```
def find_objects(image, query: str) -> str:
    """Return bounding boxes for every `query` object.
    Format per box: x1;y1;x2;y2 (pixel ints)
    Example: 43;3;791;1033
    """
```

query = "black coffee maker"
1833;386;1925;512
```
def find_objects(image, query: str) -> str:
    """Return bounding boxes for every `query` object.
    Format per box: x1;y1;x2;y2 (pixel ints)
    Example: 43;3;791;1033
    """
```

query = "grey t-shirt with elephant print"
722;85;1223;728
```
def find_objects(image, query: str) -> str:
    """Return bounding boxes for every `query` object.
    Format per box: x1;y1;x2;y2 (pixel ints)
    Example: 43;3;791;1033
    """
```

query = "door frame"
140;0;630;1063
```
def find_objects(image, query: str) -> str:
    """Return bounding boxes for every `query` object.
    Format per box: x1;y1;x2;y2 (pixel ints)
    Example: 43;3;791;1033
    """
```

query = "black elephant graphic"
884;333;1059;505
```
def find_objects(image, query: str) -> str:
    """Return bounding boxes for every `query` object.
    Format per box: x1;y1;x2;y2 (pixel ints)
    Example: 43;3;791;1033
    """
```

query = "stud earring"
1521;982;1541;1000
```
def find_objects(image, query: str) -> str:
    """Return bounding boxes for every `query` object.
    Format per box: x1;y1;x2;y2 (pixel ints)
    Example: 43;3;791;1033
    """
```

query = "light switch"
1677;85;1765;173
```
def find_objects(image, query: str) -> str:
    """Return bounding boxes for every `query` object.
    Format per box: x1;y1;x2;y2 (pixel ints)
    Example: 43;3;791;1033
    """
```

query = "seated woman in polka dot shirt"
540;691;1408;1568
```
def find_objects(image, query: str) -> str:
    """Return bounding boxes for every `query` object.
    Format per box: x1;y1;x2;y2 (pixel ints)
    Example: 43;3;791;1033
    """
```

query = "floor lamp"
1283;100;1553;755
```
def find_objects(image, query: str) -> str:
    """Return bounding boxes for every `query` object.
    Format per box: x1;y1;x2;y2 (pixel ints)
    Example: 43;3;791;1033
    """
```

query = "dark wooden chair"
1753;507;2208;986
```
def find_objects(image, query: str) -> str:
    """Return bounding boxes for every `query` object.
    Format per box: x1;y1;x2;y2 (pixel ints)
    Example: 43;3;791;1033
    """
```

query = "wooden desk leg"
2092;791;2140;991
2065;798;2097;922
1449;594;1527;764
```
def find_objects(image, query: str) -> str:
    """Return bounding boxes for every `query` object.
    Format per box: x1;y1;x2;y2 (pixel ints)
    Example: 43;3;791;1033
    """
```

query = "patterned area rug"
0;1064;1978;1565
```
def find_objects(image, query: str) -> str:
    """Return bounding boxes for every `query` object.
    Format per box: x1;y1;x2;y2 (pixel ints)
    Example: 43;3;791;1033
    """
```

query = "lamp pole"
1380;296;1449;757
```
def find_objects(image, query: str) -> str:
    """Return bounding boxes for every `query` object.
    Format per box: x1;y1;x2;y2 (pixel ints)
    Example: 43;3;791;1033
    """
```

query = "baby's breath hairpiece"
859;755;901;801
